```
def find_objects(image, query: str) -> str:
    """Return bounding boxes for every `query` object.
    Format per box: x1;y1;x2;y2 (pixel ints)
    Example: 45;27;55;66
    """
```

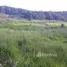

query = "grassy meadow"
0;20;67;67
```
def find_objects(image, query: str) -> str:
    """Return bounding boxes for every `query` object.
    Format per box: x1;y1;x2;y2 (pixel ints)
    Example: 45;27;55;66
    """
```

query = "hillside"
0;5;67;67
0;19;67;67
0;6;67;21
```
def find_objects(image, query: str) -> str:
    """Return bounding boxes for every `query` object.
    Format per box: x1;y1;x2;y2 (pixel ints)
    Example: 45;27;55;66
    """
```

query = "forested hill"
0;6;67;21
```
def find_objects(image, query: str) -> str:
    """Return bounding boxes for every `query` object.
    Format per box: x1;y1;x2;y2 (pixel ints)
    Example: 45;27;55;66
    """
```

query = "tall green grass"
0;21;67;67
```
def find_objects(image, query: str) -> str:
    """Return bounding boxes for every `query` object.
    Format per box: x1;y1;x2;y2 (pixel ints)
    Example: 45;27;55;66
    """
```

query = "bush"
60;24;65;28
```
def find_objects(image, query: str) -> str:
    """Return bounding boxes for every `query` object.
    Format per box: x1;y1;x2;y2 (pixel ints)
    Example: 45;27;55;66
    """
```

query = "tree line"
0;6;67;21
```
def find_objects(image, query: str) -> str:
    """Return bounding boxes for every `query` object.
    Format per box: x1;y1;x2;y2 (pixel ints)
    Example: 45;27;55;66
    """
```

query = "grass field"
0;21;67;67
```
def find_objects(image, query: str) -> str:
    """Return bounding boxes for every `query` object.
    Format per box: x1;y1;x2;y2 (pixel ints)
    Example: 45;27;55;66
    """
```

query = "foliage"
0;21;67;67
0;6;67;21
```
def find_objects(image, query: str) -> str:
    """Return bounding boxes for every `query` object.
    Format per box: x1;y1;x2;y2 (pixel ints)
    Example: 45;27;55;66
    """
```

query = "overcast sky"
0;0;67;11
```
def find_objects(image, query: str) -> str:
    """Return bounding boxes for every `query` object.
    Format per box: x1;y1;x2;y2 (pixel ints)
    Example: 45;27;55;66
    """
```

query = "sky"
0;0;67;11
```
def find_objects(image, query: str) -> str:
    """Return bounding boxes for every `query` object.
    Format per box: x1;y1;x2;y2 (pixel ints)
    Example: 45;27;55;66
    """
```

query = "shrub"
60;24;65;28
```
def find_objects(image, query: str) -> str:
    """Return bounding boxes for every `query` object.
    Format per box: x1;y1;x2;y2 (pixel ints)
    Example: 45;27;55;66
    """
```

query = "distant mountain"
0;6;67;21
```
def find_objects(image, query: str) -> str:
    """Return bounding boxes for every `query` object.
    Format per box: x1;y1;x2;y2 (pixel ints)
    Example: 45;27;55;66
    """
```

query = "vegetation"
60;24;65;28
0;6;67;21
0;20;67;67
